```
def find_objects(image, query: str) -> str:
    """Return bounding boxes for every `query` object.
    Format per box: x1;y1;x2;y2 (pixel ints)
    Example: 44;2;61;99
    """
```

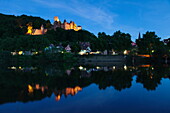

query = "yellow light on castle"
54;16;60;22
26;26;33;34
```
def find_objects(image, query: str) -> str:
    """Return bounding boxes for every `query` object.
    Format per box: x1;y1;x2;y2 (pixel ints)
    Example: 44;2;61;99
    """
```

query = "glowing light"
11;66;16;70
54;16;60;22
139;65;151;67
41;87;45;93
112;51;116;55
124;65;128;70
78;50;87;55
90;51;101;55
11;52;17;55
152;50;155;53
54;86;82;101
150;76;153;79
124;50;128;55
18;51;23;55
55;95;61;101
26;25;33;35
113;66;116;70
65;86;82;96
96;51;101;54
96;66;100;69
138;55;151;58
32;52;38;55
19;66;22;69
79;66;83;70
74;86;82;93
35;84;40;90
28;85;33;93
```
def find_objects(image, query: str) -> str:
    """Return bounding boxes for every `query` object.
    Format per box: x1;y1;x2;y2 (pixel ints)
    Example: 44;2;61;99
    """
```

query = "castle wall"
64;22;71;30
32;29;47;35
53;17;82;31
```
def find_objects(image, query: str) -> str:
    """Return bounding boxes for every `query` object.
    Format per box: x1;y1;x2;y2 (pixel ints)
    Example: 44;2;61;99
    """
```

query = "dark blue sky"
1;0;170;41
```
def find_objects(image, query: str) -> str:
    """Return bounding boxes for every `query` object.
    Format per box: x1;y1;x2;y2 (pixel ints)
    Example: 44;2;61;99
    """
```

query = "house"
65;45;71;52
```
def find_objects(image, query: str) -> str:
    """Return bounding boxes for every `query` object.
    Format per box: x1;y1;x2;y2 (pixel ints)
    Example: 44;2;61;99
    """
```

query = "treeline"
1;13;170;58
0;13;51;38
47;29;132;52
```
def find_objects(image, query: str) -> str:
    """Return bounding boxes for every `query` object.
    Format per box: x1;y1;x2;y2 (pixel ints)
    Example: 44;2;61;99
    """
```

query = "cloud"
32;0;116;30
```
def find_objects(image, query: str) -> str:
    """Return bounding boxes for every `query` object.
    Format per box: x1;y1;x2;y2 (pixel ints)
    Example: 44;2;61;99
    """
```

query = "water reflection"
0;63;170;105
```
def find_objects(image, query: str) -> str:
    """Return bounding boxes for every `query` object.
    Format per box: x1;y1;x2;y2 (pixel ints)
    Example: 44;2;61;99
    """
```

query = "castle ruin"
53;16;82;31
26;16;82;35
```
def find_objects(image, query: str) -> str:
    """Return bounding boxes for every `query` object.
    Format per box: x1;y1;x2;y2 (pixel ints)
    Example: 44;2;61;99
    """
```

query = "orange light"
138;55;151;58
41;87;45;93
75;86;82;92
55;95;61;101
28;85;33;93
35;84;40;90
139;65;151;67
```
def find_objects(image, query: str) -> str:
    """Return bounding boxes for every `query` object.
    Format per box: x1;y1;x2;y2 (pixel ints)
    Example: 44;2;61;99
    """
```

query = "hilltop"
0;13;51;38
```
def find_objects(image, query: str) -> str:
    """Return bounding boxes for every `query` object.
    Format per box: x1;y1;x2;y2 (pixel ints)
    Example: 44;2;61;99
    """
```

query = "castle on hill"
26;24;47;35
26;16;82;35
53;16;82;31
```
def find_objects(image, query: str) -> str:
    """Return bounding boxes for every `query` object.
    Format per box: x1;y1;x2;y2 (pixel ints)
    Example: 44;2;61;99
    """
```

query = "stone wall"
78;55;126;63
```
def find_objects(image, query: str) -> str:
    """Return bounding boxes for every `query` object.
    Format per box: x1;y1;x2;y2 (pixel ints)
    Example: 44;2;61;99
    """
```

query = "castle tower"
73;23;77;30
54;16;59;22
53;16;82;31
41;24;44;34
70;21;74;29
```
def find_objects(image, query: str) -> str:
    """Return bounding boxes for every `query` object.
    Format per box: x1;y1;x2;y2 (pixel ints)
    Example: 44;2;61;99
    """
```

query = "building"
53;16;82;31
26;16;82;35
26;24;47;35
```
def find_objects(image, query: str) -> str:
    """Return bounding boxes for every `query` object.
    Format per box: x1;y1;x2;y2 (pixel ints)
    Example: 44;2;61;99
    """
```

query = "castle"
53;16;82;31
26;24;47;35
26;16;82;35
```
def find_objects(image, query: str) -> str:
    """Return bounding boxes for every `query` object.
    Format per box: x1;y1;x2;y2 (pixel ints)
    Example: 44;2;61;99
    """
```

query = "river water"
0;63;170;113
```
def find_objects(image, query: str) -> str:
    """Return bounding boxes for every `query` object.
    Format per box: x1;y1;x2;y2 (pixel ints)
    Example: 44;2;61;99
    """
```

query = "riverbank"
0;51;169;66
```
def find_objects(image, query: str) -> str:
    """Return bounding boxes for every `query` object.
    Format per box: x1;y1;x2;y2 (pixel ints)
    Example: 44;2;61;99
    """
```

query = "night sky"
1;0;170;41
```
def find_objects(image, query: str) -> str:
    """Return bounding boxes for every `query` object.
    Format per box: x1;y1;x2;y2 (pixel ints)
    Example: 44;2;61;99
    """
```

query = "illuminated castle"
53;16;82;31
26;16;82;35
26;24;47;35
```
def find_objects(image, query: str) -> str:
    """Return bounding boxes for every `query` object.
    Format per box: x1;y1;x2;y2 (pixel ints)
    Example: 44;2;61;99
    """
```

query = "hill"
0;13;51;38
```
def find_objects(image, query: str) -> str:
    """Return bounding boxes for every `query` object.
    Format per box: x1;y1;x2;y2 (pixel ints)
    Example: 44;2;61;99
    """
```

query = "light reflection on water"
0;64;170;113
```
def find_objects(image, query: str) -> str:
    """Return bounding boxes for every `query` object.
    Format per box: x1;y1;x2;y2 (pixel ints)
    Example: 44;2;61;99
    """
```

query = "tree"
0;35;51;51
111;31;132;52
70;42;81;53
136;31;166;56
0;13;51;39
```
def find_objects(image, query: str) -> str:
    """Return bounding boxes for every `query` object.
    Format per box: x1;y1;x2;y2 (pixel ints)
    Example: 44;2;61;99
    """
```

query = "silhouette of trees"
136;31;166;56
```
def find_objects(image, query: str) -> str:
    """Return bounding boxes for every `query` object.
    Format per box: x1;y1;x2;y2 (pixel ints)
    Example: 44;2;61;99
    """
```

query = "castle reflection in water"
0;63;170;105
